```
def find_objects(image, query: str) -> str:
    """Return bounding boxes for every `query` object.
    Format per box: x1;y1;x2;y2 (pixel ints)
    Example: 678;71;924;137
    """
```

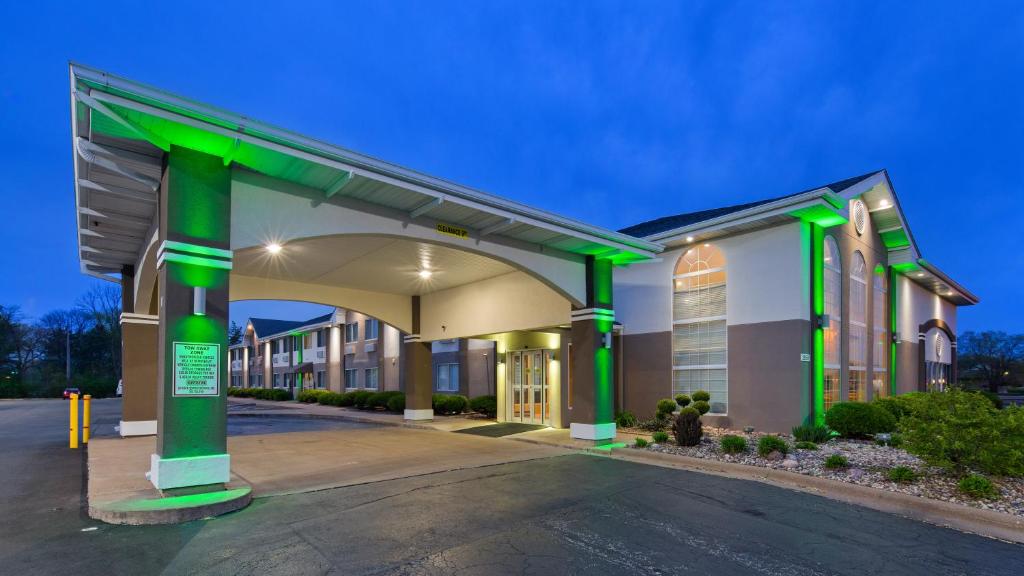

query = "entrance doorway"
507;349;552;425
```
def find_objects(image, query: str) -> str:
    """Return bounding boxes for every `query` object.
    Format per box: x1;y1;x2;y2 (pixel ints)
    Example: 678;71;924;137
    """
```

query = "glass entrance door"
507;349;550;425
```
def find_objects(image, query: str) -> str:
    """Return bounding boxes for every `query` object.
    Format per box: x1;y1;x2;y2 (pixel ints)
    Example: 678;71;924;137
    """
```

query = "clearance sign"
436;222;469;240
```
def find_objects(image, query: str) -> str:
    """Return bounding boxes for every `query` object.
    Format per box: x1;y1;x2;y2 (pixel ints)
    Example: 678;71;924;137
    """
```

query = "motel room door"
507;349;552;425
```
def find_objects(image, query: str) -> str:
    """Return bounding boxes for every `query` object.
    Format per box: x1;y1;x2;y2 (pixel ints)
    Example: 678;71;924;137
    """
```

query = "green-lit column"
812;224;826;425
150;146;233;492
569;256;616;441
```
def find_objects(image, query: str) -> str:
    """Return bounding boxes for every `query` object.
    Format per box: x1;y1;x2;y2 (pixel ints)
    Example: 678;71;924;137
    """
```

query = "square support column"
119;313;159;436
569;257;616;441
403;296;433;420
150;146;233;492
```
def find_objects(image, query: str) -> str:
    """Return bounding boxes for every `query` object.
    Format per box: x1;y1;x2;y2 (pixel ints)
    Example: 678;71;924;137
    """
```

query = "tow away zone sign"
173;341;220;397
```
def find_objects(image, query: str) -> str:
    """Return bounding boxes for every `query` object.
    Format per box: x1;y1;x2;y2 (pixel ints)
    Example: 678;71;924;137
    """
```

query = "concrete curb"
229;409;441;431
89;487;252;525
601;447;1024;544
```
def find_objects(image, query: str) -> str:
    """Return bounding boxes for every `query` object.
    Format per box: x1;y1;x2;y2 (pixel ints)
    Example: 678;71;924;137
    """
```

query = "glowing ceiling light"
685;236;694;243
916;273;925;277
879;199;891;209
266;243;282;254
418;269;433;279
703;243;710;247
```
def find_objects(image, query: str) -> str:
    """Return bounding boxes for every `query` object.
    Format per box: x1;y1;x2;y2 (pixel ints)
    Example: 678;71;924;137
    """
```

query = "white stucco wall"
614;222;809;334
896;275;957;341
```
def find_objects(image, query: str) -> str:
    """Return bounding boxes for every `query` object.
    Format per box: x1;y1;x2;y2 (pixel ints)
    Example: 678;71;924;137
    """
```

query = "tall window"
672;244;727;414
344;368;357;389
345;323;358;342
848;251;868;402
364;319;379;340
364;367;379;389
315;370;325;389
435;363;460;392
872;269;888;398
823;237;842;410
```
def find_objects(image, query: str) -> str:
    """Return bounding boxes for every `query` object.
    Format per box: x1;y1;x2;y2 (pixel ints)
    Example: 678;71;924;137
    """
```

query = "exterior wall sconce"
601;332;612;349
193;287;207;316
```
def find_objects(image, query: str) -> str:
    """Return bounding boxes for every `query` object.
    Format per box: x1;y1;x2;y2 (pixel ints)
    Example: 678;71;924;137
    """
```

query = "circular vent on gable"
852;200;867;235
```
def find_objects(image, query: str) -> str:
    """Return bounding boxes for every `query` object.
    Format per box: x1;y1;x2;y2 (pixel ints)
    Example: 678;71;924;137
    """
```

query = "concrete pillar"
403;296;433;420
119;265;159;436
569;256;616;441
149;146;233;492
328;325;343;392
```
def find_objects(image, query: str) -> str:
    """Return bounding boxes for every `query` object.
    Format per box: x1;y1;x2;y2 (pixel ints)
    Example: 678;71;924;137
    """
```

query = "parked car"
62;387;81;399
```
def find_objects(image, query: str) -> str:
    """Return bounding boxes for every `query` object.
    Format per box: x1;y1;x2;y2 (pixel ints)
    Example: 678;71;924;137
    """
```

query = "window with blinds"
672;244;728;414
848;251;868;402
872;269;888;398
823;237;842;411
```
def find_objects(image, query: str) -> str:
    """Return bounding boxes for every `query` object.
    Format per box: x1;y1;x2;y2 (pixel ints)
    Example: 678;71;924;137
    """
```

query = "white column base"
404;408;434;421
570;422;616;441
148;453;230;490
119;420;157;437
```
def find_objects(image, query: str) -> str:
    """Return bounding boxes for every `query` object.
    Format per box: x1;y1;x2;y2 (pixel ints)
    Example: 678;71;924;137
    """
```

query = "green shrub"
824;454;849;469
972;390;1003;410
434;394;469;415
652;431;669;444
244;388;291;401
691;390;711;403
873;395;917;421
675;394;691;407
720;434;747;454
634;437;649;448
656;398;677;416
794;441;818;450
298;389;329;403
692;400;711;415
638;417;666;432
366;391;402;410
351;390;374;409
318;391;342;406
469;395;498;417
672;407;703;446
615;411;638;428
0;380;28;398
338;391;356;407
757;435;788;457
792;424;830;443
958;474;998;499
386;393;406;413
887;466;917;483
825;402;896;438
900;390;1024;476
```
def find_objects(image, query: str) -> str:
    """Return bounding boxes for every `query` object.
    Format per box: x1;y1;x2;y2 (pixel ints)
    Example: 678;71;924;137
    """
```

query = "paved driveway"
2;398;1023;575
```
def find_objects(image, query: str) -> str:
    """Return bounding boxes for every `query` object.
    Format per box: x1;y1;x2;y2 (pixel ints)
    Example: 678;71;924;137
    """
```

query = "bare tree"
76;283;122;378
958;331;1024;392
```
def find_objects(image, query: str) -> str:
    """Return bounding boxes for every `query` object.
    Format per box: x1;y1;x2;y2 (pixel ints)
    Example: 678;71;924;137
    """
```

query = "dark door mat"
455;423;545;437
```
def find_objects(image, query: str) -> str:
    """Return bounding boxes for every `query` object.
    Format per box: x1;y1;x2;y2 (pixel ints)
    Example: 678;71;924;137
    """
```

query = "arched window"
872;268;888;398
672;244;727;414
848;251;868;402
823;237;842;411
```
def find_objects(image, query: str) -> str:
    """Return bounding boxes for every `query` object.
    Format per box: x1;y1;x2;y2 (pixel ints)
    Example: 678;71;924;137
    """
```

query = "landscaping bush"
824;454;849;469
317;391;343;406
672;407;703;446
634;437;649;448
0;380;28;399
638;417;666;432
794;441;818;450
873;395;918;421
434;394;469;415
899;390;1024;476
615;411;638;429
351;390;374;409
674;394;691;408
757;435;788;457
791;424;830;443
691;390;711;402
652;431;669;444
298;389;330;403
367;391;402;410
887;466;917;483
386;393;406;413
972;390;1003;410
246;388;291;401
692;400;711;415
958;474;998;499
469;395;498;418
338;391;356;407
720;434;747;454
824;402;896;438
656;398;677;417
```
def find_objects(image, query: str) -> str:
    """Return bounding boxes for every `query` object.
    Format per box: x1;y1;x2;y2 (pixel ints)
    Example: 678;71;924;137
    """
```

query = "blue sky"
1;1;1021;331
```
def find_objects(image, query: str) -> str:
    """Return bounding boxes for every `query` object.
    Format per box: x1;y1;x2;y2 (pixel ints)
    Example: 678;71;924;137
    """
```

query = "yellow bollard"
82;395;91;445
69;393;79;449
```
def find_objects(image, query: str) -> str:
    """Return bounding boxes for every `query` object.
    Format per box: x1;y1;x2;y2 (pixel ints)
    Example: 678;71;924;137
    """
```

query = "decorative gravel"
626;425;1024;518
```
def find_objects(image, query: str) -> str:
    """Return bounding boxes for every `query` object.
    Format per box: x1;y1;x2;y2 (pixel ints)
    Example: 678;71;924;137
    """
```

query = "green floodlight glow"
789;205;848;228
812;225;825;425
890;262;921;274
107;487;251;512
591;442;627;452
879;229;911;249
890;267;898;396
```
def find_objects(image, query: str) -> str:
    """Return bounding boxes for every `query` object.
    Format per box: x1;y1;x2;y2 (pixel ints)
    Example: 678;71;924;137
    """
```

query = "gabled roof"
618;171;878;238
247;311;335;340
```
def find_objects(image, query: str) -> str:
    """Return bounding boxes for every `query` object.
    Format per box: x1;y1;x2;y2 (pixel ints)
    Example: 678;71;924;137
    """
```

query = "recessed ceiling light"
418;269;433;279
703;243;710;248
685;236;694;243
266;243;282;254
916;273;925;277
879;199;891;209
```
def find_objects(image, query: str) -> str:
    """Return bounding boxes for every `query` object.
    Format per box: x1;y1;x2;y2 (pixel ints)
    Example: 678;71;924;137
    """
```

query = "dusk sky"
1;1;1021;332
